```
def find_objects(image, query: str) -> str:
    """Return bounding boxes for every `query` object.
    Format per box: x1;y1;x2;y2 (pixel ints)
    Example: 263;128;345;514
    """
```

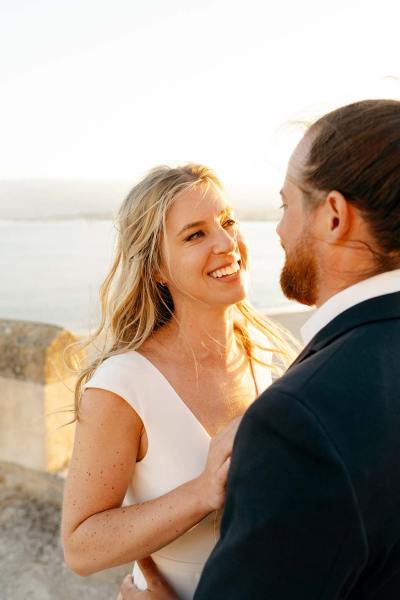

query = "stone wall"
0;321;130;599
0;319;78;472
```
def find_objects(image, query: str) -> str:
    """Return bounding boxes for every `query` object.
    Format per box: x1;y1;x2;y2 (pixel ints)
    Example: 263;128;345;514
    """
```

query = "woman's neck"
152;304;242;367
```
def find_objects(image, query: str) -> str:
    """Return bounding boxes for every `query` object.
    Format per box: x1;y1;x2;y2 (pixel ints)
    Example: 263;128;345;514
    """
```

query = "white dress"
83;348;272;599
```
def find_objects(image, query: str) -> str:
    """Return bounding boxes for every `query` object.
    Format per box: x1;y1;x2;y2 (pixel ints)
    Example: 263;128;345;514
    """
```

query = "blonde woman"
61;164;295;599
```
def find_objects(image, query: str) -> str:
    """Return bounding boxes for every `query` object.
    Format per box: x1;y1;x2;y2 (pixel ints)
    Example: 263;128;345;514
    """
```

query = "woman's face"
160;184;248;310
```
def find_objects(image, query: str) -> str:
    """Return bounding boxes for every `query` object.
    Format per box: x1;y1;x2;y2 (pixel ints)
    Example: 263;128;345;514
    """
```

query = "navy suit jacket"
194;292;400;599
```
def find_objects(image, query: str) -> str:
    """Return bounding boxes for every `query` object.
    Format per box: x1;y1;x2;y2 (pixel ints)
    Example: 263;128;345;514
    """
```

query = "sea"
0;218;293;335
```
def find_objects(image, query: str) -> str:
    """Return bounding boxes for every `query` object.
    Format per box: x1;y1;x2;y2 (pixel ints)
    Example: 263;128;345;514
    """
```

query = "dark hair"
301;99;400;266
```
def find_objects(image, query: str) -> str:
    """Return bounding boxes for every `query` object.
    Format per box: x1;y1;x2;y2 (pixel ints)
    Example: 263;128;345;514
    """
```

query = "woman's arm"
62;388;236;576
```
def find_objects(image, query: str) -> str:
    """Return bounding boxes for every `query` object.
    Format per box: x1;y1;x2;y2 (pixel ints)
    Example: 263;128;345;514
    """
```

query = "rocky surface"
0;462;129;600
0;319;78;384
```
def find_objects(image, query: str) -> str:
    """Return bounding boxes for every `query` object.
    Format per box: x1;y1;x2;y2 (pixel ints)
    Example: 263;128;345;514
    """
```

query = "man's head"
277;99;400;307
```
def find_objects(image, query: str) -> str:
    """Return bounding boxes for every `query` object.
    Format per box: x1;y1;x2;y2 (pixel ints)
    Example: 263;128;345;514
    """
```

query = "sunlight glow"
0;0;399;192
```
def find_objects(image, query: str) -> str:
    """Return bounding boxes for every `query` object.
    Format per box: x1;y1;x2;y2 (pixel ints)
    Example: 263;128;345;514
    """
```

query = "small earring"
159;281;166;287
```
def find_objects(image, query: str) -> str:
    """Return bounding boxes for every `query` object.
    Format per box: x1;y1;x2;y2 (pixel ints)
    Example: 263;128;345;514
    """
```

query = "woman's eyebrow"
177;220;206;237
177;209;233;237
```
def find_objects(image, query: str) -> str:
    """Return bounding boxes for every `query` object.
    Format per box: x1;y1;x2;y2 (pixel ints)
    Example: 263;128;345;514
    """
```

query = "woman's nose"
212;226;237;254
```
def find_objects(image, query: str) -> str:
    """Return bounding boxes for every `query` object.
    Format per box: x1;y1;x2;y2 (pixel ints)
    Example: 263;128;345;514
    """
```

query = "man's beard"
280;233;319;306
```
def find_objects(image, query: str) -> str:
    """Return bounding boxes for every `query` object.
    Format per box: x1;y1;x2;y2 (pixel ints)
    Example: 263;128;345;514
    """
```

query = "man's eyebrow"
177;209;233;237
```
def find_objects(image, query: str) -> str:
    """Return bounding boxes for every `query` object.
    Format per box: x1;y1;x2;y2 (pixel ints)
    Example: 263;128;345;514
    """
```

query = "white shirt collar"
301;269;400;346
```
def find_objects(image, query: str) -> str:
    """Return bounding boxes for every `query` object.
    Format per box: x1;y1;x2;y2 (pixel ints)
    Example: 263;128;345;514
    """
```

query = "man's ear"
322;190;352;242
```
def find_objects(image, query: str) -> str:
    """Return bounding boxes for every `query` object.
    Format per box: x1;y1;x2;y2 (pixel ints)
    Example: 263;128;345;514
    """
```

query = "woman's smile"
208;259;242;281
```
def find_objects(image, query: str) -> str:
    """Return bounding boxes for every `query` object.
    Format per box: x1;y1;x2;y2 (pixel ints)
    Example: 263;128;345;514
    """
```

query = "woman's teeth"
209;262;240;279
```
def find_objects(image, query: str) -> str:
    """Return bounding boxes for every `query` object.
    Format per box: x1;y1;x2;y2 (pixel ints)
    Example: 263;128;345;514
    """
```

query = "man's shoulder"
246;315;400;466
272;314;400;398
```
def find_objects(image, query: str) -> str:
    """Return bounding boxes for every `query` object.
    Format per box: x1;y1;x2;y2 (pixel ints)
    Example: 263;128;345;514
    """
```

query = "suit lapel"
288;291;400;370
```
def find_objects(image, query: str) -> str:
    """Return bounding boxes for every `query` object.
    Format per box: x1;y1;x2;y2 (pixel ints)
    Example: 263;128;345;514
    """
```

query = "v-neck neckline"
132;350;212;439
131;350;261;440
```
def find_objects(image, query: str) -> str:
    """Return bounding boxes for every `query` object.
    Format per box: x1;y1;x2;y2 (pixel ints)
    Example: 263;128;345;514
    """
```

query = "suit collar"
290;291;400;369
301;268;400;346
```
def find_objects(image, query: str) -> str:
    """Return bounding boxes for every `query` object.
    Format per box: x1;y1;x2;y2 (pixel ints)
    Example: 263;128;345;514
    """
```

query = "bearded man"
120;99;400;599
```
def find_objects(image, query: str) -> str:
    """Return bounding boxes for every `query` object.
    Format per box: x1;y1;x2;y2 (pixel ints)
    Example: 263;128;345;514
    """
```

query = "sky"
0;0;399;190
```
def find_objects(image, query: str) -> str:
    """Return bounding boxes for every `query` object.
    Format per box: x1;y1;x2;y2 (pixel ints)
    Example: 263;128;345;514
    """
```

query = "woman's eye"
223;218;237;227
185;230;204;242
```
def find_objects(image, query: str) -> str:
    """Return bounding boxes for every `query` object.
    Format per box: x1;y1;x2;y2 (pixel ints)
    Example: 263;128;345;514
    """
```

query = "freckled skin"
61;185;253;575
62;387;221;574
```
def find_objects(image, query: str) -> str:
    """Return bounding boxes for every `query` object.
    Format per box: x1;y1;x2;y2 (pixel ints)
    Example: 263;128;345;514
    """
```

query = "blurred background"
0;1;398;598
1;0;399;334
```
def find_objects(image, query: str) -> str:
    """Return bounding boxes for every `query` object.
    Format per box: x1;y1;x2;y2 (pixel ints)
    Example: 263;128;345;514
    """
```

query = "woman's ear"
154;270;168;287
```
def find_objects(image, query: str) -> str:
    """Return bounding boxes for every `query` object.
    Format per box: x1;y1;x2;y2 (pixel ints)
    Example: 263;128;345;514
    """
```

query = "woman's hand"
118;558;179;600
196;416;241;512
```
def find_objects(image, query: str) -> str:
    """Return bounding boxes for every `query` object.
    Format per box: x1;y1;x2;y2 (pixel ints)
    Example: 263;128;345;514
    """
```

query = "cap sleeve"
82;353;143;418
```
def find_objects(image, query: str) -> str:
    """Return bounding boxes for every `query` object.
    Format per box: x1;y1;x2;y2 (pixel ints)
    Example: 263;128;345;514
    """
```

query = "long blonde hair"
69;164;299;417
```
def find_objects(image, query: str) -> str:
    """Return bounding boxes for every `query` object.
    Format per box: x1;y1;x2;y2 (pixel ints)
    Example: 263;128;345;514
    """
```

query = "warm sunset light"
0;0;398;189
0;0;399;331
1;3;400;599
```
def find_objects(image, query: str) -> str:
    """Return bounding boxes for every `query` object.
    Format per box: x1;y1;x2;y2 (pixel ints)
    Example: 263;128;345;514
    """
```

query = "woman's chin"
211;285;248;307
